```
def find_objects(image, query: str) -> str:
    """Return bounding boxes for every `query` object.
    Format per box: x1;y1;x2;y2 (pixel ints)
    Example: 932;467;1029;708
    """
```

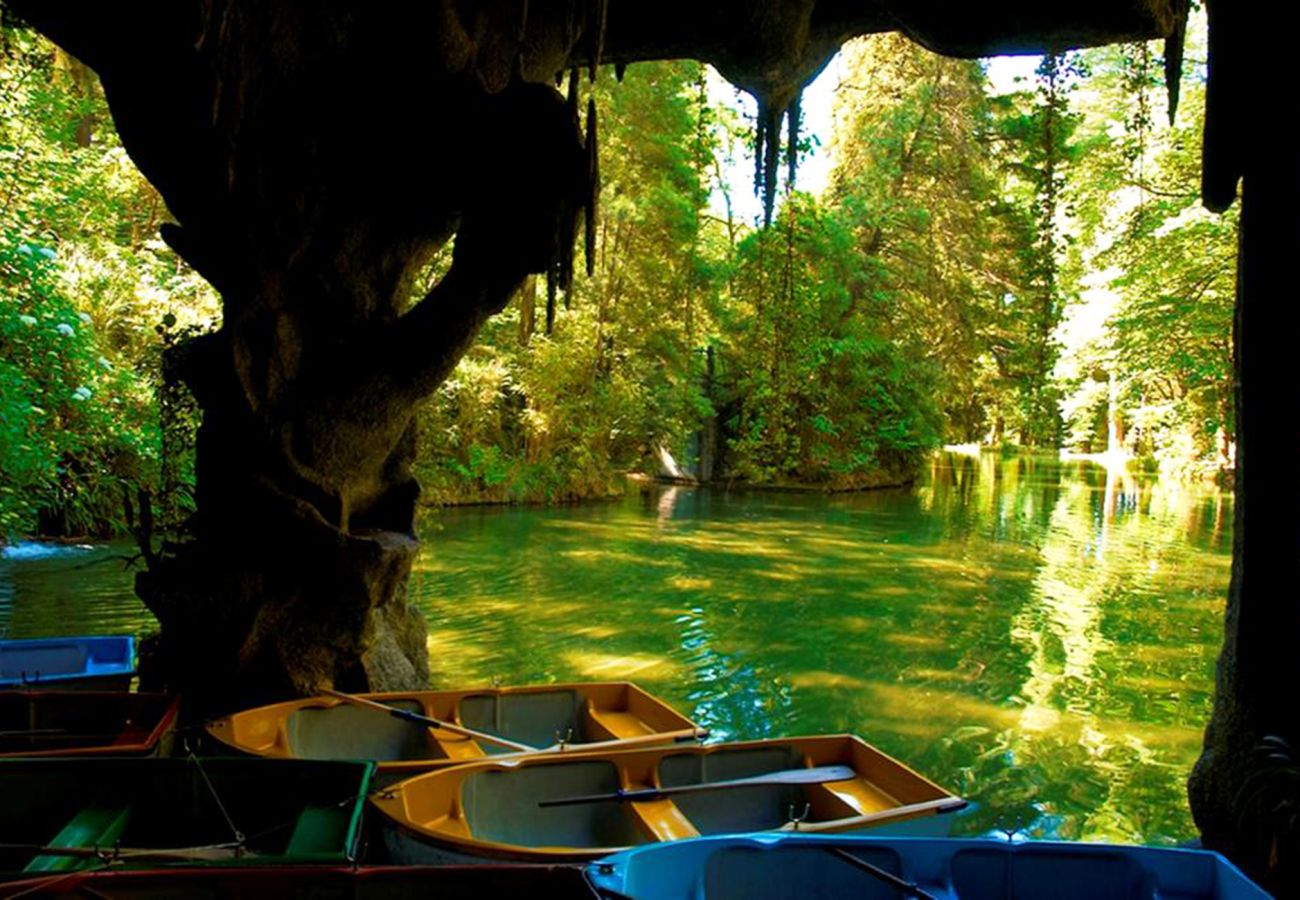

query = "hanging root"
762;103;780;226
585;96;599;277
546;267;557;334
1164;0;1190;124
557;69;581;297
513;0;529;77
751;95;797;227
587;0;607;81
786;91;802;190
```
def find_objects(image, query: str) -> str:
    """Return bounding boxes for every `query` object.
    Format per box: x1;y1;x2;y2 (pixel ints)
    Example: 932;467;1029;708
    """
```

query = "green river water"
0;451;1231;846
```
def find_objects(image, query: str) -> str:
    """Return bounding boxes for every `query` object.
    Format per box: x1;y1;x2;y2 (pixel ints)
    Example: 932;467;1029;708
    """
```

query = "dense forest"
0;13;1233;539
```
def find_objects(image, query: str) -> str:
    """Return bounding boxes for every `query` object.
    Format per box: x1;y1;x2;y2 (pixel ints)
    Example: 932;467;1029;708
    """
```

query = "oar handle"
778;795;968;832
321;689;534;753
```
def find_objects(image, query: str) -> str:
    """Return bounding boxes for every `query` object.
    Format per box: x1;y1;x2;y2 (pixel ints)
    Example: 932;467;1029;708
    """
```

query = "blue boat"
586;835;1269;899
0;635;135;690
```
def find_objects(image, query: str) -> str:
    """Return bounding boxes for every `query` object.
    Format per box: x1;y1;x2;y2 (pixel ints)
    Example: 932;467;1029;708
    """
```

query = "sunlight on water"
411;453;1230;845
1;452;1231;845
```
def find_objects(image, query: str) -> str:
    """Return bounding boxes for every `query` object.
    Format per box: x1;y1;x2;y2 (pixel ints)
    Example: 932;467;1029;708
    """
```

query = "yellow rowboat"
369;735;966;865
205;683;703;783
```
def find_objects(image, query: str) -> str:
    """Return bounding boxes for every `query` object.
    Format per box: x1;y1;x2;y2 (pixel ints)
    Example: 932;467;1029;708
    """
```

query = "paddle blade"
780;765;856;784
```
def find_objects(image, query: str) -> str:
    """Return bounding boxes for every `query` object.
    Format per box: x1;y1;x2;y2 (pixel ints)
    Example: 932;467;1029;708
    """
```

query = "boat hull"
585;835;1270;900
373;734;964;865
0;757;374;880
0;692;179;759
0;636;134;690
205;681;703;785
0;863;598;899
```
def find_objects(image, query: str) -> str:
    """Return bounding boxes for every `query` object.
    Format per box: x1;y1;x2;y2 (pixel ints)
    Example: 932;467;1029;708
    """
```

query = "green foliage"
719;194;942;483
1;15;1237;524
983;52;1091;447
0;24;218;539
416;62;717;503
1058;13;1236;481
0;234;155;536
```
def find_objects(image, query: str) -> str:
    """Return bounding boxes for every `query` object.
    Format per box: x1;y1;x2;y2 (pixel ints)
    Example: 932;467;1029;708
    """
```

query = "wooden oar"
0;842;252;863
828;847;938;900
776;796;968;832
321;689;534;753
538;764;856;807
481;726;712;763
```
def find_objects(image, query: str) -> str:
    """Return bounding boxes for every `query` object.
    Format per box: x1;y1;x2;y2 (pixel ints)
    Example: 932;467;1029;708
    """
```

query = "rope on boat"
186;752;245;848
0;859;115;899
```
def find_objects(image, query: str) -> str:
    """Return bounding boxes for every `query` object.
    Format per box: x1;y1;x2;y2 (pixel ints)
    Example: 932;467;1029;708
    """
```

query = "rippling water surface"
1;452;1231;845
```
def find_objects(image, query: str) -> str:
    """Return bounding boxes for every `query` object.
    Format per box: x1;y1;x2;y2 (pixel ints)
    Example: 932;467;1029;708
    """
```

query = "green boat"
0;757;374;878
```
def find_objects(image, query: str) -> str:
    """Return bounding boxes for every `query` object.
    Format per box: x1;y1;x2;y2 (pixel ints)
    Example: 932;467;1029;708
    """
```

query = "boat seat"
24;803;131;873
627;797;700;842
284;803;347;857
801;779;890;820
585;708;655;740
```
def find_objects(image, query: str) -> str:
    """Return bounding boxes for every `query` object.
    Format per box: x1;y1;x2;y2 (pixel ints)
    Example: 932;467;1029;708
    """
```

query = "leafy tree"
1060;12;1236;480
719;192;943;484
415;61;721;503
0;23;217;538
988;52;1090;447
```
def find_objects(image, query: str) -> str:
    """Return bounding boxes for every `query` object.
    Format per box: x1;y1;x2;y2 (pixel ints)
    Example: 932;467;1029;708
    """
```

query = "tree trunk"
7;3;589;714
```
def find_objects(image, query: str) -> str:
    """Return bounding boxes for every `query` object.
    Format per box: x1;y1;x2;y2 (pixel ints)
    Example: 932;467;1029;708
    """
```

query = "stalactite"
512;0;529;78
546;267;557;334
587;0;607;81
762;103;780;226
751;99;786;227
1164;0;1190;124
566;67;580;123
557;69;580;299
786;91;802;190
585;96;599;278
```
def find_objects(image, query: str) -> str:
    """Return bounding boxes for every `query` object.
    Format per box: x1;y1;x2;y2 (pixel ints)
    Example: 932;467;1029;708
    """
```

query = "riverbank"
417;465;919;510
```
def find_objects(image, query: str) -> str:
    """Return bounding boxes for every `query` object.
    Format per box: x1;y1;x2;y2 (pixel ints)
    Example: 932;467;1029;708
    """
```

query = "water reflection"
0;452;1230;846
414;453;1228;845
